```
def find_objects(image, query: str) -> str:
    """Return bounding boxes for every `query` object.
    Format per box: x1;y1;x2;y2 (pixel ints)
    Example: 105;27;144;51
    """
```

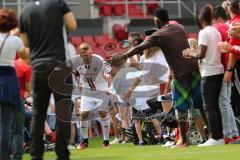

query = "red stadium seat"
100;5;113;16
112;23;128;41
82;36;95;44
94;34;111;46
147;4;160;15
69;36;82;47
146;0;160;15
92;47;108;59
187;33;198;39
82;36;97;48
128;4;144;18
112;23;123;32
114;4;125;16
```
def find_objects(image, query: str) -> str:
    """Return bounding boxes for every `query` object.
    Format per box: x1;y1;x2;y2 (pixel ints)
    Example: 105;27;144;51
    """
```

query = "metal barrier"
1;0;196;18
95;0;197;19
0;0;82;16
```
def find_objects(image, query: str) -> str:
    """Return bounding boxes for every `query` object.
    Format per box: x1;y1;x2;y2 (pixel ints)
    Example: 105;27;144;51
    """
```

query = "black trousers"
231;61;240;117
30;65;73;160
201;74;224;140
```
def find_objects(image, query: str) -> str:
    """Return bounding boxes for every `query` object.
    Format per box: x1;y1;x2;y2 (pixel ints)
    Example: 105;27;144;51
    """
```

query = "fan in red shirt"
218;0;240;136
14;54;31;99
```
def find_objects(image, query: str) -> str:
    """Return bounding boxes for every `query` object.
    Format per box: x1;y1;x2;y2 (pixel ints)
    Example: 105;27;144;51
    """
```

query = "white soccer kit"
71;54;111;112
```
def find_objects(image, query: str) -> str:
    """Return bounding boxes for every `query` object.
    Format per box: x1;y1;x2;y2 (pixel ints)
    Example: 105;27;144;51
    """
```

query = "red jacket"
229;16;240;61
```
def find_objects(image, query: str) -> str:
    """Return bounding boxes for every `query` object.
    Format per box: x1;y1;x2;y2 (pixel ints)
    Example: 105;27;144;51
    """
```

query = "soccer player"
71;43;111;149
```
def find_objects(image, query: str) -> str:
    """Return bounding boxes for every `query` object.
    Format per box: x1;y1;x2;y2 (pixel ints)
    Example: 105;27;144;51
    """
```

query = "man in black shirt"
20;0;77;159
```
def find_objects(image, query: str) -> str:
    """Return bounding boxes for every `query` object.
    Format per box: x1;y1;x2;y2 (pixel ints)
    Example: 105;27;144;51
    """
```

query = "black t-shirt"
146;24;199;78
20;0;71;72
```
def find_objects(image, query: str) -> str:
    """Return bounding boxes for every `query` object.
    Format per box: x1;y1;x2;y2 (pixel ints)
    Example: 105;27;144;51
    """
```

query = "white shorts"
80;91;109;112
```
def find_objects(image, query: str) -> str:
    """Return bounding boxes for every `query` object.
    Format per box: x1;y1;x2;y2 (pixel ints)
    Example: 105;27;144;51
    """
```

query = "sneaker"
102;140;109;148
138;142;145;146
44;141;55;151
77;143;88;150
230;136;240;144
199;139;207;144
120;140;126;144
110;138;121;144
162;141;175;147
68;144;77;150
198;139;224;147
171;143;188;148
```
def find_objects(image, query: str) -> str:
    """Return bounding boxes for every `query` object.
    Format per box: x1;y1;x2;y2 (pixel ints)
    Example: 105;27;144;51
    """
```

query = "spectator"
0;8;28;160
13;48;30;160
111;8;204;148
14;48;31;99
213;6;240;144
19;0;77;159
183;4;224;146
226;0;240;120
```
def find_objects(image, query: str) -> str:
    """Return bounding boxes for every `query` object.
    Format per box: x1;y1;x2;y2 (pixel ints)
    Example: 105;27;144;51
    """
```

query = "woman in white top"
183;5;224;147
0;8;28;159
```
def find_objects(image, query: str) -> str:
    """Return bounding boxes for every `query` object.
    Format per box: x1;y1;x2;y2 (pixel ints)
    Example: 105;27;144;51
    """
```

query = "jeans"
219;81;239;138
231;61;240;117
30;68;73;160
11;110;25;160
0;102;14;160
201;74;224;140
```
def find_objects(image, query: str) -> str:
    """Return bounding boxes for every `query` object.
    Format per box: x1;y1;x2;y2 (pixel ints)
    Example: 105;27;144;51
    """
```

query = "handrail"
0;1;81;6
181;0;197;17
1;0;196;18
96;0;197;18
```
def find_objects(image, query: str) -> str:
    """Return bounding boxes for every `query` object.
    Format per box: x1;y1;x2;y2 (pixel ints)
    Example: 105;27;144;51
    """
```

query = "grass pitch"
23;138;240;160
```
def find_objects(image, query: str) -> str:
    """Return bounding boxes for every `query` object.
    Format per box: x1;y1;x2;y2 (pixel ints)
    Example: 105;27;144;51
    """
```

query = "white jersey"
71;54;111;94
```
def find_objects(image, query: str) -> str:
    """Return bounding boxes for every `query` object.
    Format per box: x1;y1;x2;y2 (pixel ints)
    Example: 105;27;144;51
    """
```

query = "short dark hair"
199;4;213;24
128;32;141;39
153;8;169;23
128;32;143;46
230;0;240;15
0;8;17;32
213;6;228;21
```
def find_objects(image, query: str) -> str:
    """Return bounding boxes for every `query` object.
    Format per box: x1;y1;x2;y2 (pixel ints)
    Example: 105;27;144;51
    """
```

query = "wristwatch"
227;66;234;72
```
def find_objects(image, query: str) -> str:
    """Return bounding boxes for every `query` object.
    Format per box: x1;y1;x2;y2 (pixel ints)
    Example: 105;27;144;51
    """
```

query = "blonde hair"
78;43;92;54
144;47;161;59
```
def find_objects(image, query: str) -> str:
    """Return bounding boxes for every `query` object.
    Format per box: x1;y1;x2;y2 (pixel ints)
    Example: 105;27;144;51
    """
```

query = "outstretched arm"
111;41;153;63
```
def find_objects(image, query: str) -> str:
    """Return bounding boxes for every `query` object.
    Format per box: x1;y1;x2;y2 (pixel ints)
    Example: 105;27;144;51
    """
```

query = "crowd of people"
0;0;240;160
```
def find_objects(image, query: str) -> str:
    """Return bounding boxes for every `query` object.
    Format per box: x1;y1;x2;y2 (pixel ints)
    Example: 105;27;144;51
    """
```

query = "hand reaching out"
217;41;231;53
182;48;192;58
